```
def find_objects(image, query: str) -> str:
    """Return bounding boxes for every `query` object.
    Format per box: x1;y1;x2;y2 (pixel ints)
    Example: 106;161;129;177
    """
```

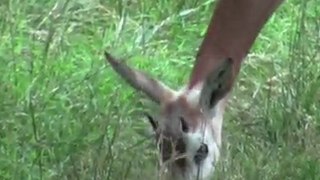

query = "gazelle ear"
198;58;233;113
104;52;175;104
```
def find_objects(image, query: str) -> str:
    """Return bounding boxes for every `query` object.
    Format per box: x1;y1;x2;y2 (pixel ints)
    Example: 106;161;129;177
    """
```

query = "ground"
0;0;319;180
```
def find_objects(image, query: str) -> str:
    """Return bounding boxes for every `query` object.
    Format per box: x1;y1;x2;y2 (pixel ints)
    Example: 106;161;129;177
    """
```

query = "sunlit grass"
0;0;319;179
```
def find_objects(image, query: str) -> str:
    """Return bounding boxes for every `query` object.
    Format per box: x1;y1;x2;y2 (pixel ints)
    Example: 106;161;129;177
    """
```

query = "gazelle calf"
105;52;233;179
104;0;283;179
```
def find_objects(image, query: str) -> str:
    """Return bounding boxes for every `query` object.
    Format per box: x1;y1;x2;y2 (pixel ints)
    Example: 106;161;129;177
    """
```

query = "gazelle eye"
194;143;208;164
145;113;157;131
180;117;189;133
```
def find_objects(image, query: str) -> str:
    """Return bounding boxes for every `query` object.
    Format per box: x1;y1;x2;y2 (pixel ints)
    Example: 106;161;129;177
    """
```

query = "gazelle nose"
194;143;209;164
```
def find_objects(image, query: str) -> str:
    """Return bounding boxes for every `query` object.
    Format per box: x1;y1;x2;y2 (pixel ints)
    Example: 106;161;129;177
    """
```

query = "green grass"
0;0;319;179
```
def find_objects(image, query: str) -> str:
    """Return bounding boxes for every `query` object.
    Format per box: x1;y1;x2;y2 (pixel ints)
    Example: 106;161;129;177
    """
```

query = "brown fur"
161;96;202;133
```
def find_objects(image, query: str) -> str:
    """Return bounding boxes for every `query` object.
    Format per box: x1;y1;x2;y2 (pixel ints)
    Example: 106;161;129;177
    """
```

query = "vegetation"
0;0;319;179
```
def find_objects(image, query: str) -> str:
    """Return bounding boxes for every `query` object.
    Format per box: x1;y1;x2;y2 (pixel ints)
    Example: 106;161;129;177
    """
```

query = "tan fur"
104;52;232;180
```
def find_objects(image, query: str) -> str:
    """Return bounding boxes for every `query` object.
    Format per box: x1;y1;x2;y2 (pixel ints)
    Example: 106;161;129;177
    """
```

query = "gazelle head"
104;52;233;180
